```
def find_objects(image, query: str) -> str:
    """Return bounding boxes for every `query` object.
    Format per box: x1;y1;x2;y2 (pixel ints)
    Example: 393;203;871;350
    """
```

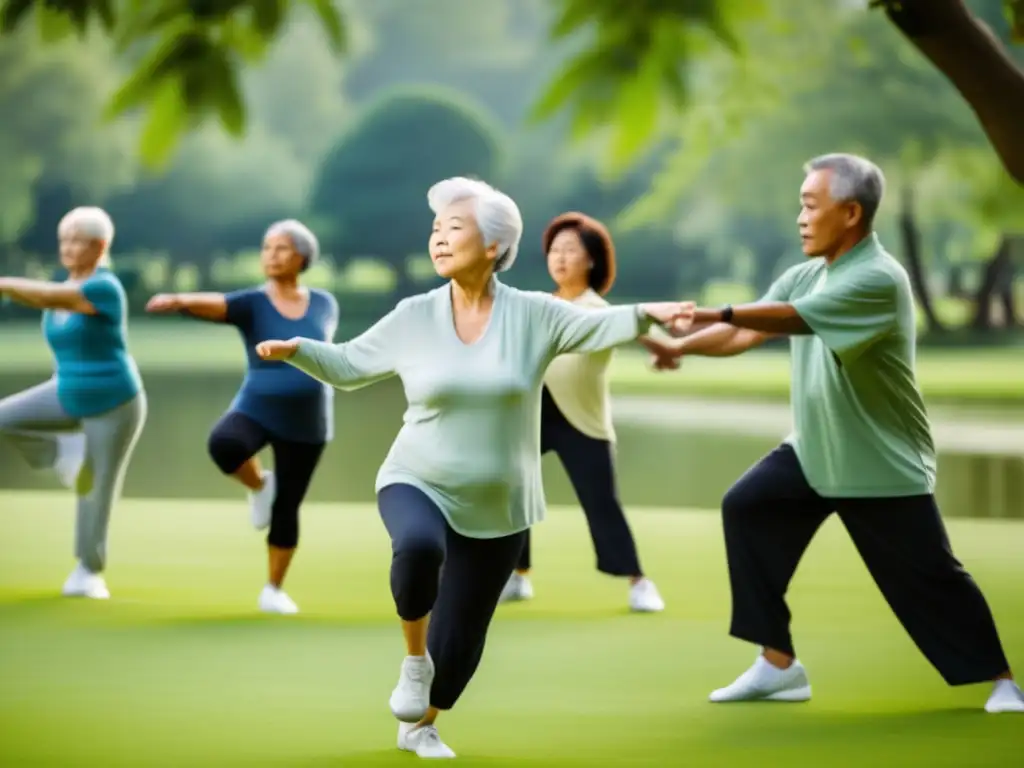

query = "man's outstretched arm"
692;303;812;336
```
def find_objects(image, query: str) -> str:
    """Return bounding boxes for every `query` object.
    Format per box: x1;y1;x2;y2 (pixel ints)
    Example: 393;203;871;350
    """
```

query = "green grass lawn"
4;319;1024;404
1;492;1023;766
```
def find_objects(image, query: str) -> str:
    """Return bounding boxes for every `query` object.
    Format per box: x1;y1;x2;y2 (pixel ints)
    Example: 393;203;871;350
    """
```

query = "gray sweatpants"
0;379;147;573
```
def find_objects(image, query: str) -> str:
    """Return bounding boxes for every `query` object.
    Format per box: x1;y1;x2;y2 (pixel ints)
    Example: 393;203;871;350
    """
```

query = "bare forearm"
676;323;771;357
694;302;811;335
175;293;228;322
0;278;48;308
0;278;89;311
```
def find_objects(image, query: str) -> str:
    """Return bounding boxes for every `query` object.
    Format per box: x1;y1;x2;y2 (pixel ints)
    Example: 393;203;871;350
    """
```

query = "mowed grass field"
1;492;1023;766
5;320;1024;403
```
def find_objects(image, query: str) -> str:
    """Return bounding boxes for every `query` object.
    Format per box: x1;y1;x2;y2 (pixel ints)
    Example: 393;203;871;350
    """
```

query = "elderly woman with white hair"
256;178;694;758
146;220;338;615
0;207;147;599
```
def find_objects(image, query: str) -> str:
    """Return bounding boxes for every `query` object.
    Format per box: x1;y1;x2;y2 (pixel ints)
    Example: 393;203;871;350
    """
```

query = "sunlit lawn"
2;492;1023;766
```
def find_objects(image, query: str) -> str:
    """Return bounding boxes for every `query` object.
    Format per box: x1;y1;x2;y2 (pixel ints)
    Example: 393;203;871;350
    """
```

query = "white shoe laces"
404;659;430;684
417;725;441;746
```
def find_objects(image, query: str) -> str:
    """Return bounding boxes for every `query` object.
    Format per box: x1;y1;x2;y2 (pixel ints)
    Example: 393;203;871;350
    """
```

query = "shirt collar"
827;231;880;272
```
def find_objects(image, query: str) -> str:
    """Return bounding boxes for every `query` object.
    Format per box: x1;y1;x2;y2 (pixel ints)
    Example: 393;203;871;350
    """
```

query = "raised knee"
395;535;444;568
722;481;755;524
206;430;247;474
391;537;443;620
0;399;18;432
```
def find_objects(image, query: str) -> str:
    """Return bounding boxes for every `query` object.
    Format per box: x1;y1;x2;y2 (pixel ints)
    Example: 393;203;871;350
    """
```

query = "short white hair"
803;153;886;227
59;207;114;265
427;177;523;272
265;219;319;272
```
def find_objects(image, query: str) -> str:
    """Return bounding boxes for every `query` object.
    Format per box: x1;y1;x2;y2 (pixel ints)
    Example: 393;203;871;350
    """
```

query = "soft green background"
3;321;1023;519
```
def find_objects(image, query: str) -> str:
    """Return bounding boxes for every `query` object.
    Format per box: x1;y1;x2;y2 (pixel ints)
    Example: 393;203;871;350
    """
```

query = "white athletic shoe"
61;563;110;600
498;572;533;603
985;679;1024;713
55;433;86;490
397;722;456;759
709;655;812;703
629;578;665;613
248;471;275;530
390;654;434;723
258;585;298;615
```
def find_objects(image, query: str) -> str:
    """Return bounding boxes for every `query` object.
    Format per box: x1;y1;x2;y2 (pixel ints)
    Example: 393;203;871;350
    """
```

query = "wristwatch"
721;304;734;323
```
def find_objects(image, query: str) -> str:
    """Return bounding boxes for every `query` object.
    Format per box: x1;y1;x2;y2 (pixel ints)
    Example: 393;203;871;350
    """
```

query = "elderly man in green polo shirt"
654;152;1023;714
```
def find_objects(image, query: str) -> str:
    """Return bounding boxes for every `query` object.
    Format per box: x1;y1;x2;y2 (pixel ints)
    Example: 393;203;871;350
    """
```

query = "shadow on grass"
0;594;80;620
152;612;386;630
293;752;599;767
690;704;1010;753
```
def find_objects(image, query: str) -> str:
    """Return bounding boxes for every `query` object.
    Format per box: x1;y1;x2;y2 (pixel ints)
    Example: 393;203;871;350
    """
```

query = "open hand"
145;294;180;313
255;339;300;361
649;353;681;372
639;301;695;335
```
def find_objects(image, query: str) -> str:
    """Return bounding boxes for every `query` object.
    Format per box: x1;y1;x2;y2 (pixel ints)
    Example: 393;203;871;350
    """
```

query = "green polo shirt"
762;233;936;497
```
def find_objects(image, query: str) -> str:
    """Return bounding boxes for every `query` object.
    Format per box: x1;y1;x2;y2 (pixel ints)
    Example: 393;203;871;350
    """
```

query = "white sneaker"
61;563;109;600
390;654;434;722
498;572;533;603
248;471;275;530
258;584;298;614
55;433;86;490
397;722;456;759
985;679;1024;713
710;655;812;703
629;578;665;612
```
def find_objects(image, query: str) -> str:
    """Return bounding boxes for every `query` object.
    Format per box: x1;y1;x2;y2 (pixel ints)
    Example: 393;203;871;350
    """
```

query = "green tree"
0;0;346;168
242;16;349;165
3;0;1022;183
103;124;310;286
611;3;1022;334
308;87;503;295
532;0;1024;181
0;27;135;258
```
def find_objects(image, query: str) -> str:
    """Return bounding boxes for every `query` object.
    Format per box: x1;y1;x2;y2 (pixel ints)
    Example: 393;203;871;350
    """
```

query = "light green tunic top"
287;278;649;537
765;233;937;498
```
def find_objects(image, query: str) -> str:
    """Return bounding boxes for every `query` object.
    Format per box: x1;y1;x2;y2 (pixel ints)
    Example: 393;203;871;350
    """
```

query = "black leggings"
723;443;1009;686
207;411;325;550
516;387;643;576
378;483;527;711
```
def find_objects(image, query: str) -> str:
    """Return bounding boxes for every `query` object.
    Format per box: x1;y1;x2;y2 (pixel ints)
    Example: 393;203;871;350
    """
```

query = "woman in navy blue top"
146;219;338;614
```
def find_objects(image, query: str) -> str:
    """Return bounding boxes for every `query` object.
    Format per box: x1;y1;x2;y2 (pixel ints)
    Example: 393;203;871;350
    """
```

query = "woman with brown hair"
499;212;672;612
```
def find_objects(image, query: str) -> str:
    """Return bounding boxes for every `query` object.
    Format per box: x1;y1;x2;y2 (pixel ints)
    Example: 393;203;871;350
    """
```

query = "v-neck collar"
444;276;502;348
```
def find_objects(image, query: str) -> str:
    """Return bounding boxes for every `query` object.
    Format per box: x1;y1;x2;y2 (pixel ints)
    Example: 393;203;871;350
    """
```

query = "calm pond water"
0;372;1021;519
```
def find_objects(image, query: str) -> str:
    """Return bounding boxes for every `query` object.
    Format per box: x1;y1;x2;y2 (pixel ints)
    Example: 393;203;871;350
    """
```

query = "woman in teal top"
0;207;146;601
257;177;694;759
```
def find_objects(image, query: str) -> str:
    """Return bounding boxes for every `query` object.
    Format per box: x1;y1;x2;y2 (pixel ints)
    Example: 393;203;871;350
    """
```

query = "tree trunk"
998;236;1020;327
971;236;1013;331
876;0;1024;184
998;280;1017;327
898;185;945;332
753;246;787;298
947;264;969;299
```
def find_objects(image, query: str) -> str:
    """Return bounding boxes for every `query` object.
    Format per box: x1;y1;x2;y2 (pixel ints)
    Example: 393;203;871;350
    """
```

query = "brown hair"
541;212;617;296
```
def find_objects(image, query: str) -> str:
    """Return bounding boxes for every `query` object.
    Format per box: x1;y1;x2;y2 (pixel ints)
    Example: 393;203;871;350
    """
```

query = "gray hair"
265;219;319;272
59;207;114;267
427;176;523;272
803;153;886;227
